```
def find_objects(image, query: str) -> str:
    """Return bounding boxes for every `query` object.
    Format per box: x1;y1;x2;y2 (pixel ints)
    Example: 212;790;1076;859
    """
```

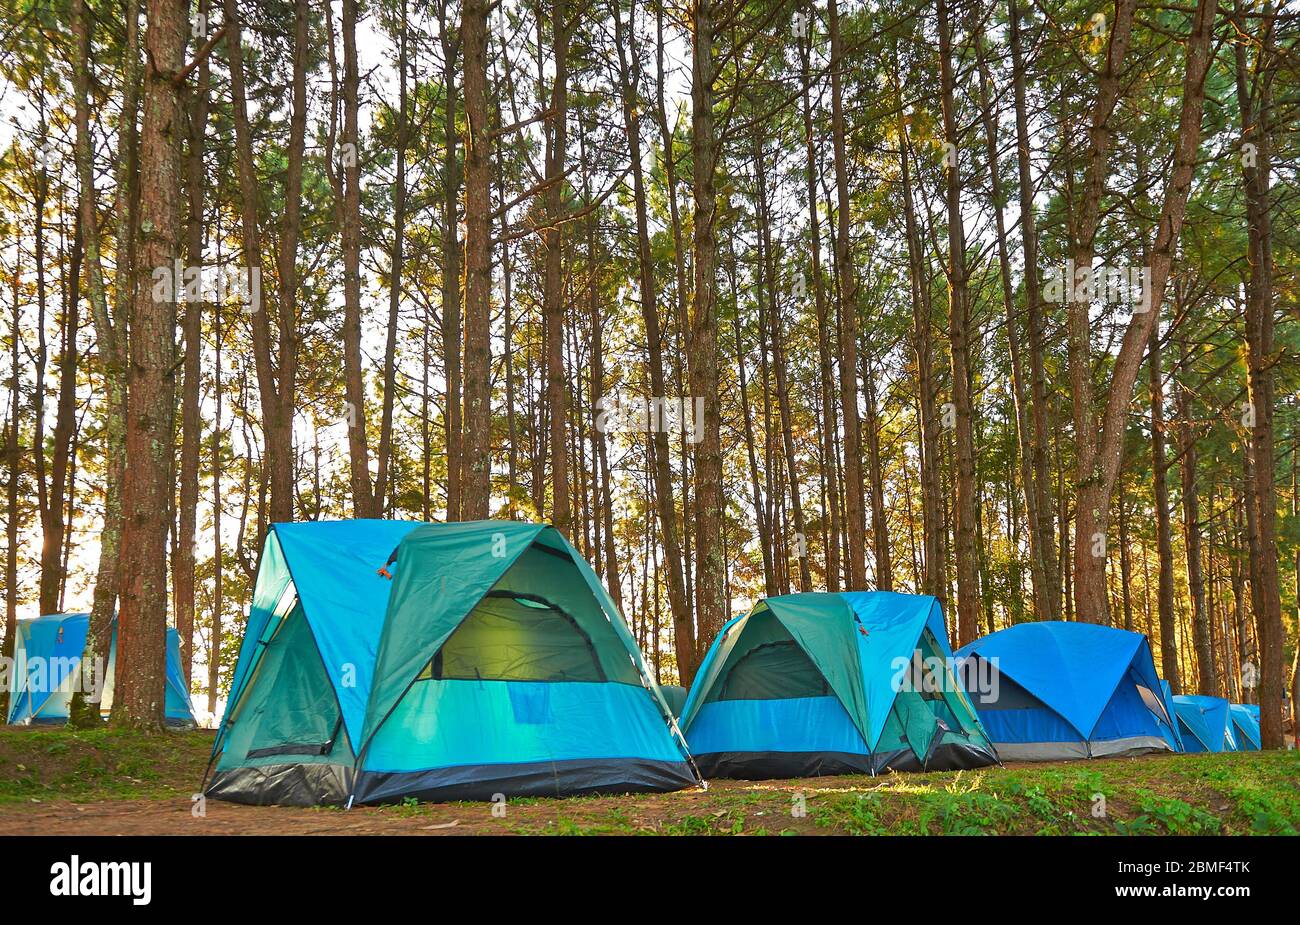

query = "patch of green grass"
814;792;888;835
0;727;211;804
1133;789;1223;834
2;726;1296;835
660;811;748;835
808;752;1299;835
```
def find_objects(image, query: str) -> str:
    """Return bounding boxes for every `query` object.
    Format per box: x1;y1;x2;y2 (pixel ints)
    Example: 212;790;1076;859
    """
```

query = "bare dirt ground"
0;779;826;836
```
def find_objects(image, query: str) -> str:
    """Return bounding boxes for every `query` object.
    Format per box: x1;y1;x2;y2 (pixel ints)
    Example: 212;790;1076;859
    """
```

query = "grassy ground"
0;726;1296;835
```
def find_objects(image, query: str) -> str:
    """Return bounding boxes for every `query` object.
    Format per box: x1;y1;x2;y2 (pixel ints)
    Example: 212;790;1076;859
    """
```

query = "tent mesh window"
701;611;834;703
418;591;607;683
1132;672;1173;728
716;640;830;701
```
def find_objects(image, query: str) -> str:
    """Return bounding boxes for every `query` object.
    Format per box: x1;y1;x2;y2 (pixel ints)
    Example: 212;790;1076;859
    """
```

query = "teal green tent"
679;592;997;778
659;684;688;718
205;520;697;806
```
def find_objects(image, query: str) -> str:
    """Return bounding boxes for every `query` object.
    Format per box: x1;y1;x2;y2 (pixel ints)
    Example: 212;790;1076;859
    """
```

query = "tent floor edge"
694;750;878;780
877;742;999;773
696;743;999;780
205;763;354;807
989;737;1175;762
352;757;695;805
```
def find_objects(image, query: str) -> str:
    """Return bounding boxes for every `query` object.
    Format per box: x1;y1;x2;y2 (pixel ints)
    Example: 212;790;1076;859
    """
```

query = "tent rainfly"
1159;680;1185;752
678;591;997;779
205;520;698;806
956;622;1181;761
1172;695;1238;753
1229;703;1261;751
5;613;196;727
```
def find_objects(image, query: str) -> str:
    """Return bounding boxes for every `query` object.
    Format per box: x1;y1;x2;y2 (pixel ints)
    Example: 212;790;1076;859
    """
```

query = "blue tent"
956;622;1180;761
1171;694;1237;752
678;591;997;779
6;613;195;727
206;520;697;806
1229;703;1261;750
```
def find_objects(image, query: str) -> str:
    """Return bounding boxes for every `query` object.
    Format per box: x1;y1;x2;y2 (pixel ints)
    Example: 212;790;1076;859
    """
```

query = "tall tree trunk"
862;348;890;591
897;110;946;603
937;0;979;645
458;0;492;519
2;273;20;721
1071;0;1217;623
375;0;410;511
113;0;187;730
753;138;811;591
653;0;695;626
1009;0;1059;617
41;216;82;617
1067;0;1137;623
734;269;774;595
175;0;210;685
208;297;223;715
438;7;463;519
586;189;621;611
613;0;693;678
800;27;840;591
1117;492;1134;631
71;0;135;726
542;0;571;537
1150;319;1179;689
32;135;50;621
827;0;867;589
688;0;725;661
224;0;294;525
976;24;1047;620
340;0;375;517
1235;0;1284;747
1177;340;1215;693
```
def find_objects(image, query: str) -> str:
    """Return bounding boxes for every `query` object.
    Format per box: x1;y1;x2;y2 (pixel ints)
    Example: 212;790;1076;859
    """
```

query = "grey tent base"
206;763;354;807
21;715;195;729
991;736;1175;762
352;757;696;805
696;742;997;781
882;742;1000;772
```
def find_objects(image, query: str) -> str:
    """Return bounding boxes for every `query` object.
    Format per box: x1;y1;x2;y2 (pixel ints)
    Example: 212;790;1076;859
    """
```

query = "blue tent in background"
1229;703;1261;751
6;613;195;727
678;591;997;779
206;520;696;806
956;622;1180;761
1171;695;1237;752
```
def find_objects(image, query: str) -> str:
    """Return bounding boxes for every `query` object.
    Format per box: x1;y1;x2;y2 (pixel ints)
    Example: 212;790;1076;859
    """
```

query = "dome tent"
6;613;195;727
678;591;997;779
956;622;1180;761
1172;694;1238;753
205;520;696;806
